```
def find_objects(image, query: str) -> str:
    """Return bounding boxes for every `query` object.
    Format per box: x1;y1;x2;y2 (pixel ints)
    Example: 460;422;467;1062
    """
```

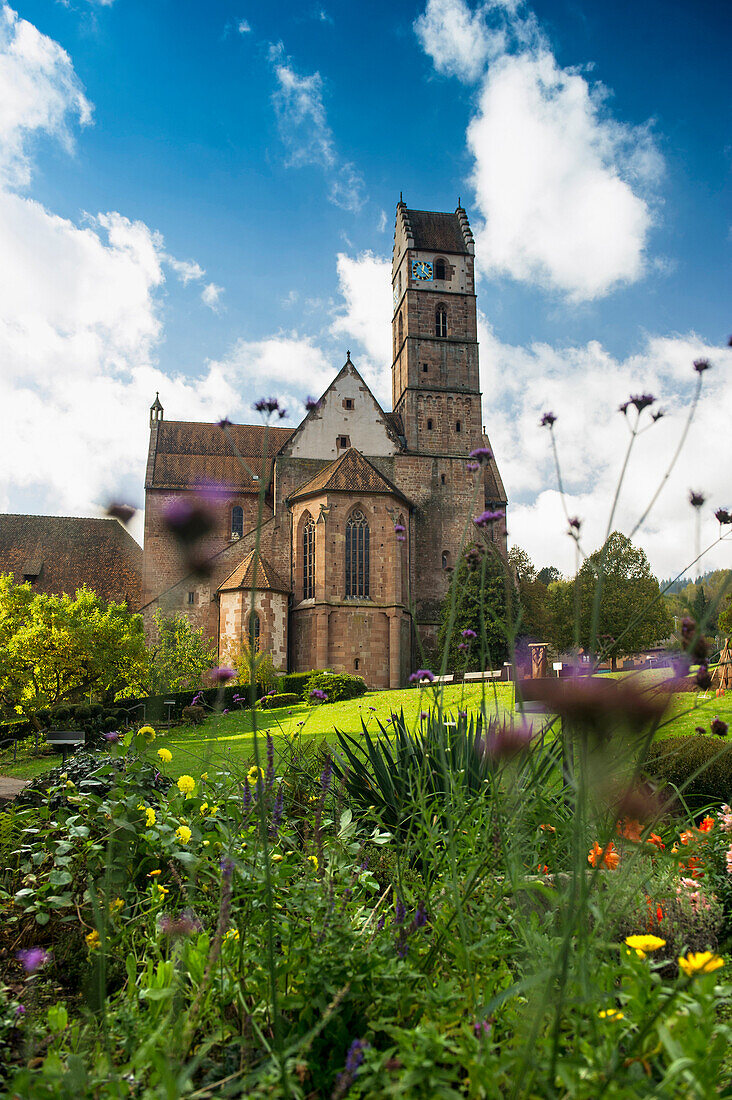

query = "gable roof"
402;207;474;254
482;433;508;504
289;448;412;505
0;515;142;608
147;421;296;491
217;549;290;594
280;357;403;457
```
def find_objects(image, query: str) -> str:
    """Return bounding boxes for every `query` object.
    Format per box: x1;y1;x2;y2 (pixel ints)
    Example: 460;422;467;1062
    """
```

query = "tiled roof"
0;515;142;608
289;448;411;504
482;434;508;504
148;421;295;490
384;411;405;439
405;209;469;254
218;549;290;593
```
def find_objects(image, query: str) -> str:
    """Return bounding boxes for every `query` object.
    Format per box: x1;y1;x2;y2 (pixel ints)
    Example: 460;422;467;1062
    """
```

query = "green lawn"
2;676;731;782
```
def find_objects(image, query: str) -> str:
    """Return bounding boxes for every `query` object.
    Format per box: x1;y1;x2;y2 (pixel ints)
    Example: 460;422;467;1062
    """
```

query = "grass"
2;677;731;782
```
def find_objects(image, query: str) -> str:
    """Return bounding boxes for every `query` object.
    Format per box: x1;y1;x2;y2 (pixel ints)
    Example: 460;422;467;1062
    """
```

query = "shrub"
181;705;205;725
305;672;367;703
645;735;732;806
257;693;299;710
280;670;323;698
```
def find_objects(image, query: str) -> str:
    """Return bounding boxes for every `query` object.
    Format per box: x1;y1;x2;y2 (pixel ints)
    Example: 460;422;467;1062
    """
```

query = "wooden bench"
46;729;86;763
463;670;502;682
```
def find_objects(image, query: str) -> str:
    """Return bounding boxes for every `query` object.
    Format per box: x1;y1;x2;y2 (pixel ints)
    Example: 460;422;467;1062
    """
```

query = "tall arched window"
398;312;403;349
345;509;369;598
435;305;447;338
303;515;315;599
231;505;244;538
248;612;260;652
435;258;447;280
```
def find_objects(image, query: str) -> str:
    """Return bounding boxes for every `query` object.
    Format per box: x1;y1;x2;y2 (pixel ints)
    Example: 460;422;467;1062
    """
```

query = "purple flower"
458;711;467;719
693;358;710;374
651;410;665;422
253;396;287;420
220;857;235;878
473;509;503;528
345;1038;368;1076
568;516;582;531
540;412;556;428
465;545;484;570
305;396;321;412
217;417;232;429
474;1020;492;1038
696;665;712;690
104;730;121;743
469;447;492;464
162;496;215;544
210;666;235;684
15;1004;25;1016
711;716;729;737
393;523;406;534
457;642;468;653
159;912;201;939
409;669;435;683
376;915;385;931
420;711;429;720
481;720;534;760
320;757;332;794
394;895;406;925
17;947;50;973
106;502;136;524
310;688;328;702
466;461;479;471
715;508;732;525
689;491;705;508
266;733;275;786
222;708;229;715
461;629;477;639
270;785;284;839
413;901;428;929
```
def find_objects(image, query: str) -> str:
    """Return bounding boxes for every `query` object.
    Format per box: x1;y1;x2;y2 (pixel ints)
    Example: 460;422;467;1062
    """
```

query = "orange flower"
679;830;696;846
539;824;556;834
657;904;664;923
588;841;619;870
537;863;549;874
646;833;665;850
617;818;643;842
698;816;715;833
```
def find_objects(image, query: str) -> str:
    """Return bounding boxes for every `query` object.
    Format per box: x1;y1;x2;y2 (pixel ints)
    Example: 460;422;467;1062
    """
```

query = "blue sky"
1;0;730;576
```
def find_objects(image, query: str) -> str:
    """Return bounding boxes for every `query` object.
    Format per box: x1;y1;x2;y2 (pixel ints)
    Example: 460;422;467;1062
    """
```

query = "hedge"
645;735;732;807
279;671;326;698
257;693;300;711
305;672;367;704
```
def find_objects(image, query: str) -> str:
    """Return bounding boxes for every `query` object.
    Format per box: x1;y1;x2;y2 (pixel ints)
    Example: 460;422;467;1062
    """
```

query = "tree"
0;575;149;723
545;533;672;663
508;546;552;639
437;545;513;670
147;609;216;694
537;565;561;587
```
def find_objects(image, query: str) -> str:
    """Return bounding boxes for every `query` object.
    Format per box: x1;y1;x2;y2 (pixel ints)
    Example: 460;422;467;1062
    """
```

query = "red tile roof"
147;421;295;490
218;549;290;593
404;209;470;254
289;448;411;504
0;515;142;608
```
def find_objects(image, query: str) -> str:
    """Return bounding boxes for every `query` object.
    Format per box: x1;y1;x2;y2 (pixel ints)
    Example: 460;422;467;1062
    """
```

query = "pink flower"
718;805;732;832
726;844;732;875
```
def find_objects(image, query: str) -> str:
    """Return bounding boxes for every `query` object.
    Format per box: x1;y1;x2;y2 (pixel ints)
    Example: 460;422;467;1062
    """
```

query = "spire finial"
458;196;462;208
346;349;351;362
399;191;403;203
149;391;164;427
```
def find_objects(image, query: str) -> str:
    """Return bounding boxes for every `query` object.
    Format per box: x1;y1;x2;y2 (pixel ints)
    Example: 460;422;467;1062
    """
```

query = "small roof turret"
149;392;164;428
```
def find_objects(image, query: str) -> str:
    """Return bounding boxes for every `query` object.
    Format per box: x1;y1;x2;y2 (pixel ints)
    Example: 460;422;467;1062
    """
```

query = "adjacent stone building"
0;514;142;608
141;202;507;687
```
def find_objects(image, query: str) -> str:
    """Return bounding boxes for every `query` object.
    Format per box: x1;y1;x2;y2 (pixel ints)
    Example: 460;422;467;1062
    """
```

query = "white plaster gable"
282;359;400;459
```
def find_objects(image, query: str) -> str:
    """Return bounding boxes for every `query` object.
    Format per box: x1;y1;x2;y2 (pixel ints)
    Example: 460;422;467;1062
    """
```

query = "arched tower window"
398;311;403;349
303;514;315;600
248;612;260;652
345;509;369;598
435;305;447;338
435;258;447;280
231;505;244;538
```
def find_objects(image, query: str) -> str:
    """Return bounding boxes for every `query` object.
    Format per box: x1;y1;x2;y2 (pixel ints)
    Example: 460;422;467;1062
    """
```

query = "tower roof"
397;204;474;254
289;448;412;505
217;549;290;594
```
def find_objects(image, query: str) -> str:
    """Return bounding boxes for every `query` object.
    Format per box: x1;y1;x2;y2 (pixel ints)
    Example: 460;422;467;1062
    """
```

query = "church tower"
391;201;482;453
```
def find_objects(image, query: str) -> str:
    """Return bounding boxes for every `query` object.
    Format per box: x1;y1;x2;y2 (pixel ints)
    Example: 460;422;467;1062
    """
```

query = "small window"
303;515;315;600
435;305;447;338
442;552;450;570
397;271;402;295
422;363;429;373
231;505;244;538
337;435;349;449
435;258;447;280
187;591;195;605
354;658;359;671
441;473;446;485
345;509;369;599
456;420;461;433
427;419;433;430
344;398;354;410
398;312;403;348
248;613;260;652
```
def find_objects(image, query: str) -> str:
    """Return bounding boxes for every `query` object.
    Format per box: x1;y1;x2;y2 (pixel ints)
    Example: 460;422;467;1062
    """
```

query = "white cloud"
166;255;205;284
377;209;387;233
201;282;224;310
0;3;92;188
330;251;392;402
414;0;662;300
237;19;251;34
268;42;365;212
479;318;732;577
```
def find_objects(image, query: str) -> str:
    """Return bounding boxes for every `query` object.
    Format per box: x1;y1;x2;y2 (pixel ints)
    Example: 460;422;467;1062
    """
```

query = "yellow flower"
138;725;156;742
154;883;169;897
177;775;195;796
157;748;172;763
624;935;666;959
109;898;124;914
200;772;208;781
224;928;239;941
85;929;100;950
598;1008;624;1020
272;853;284;862
145;807;157;827
200;802;209;815
678;951;724;978
210;804;219;815
176;824;192;845
247;765;264;787
307;855;318;871
147;869;161;877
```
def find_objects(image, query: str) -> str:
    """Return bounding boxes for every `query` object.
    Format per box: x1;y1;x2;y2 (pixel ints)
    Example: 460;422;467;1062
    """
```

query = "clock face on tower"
412;260;433;280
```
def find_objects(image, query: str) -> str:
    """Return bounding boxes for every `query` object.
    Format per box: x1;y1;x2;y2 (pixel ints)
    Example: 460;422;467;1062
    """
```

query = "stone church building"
141;202;507;688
